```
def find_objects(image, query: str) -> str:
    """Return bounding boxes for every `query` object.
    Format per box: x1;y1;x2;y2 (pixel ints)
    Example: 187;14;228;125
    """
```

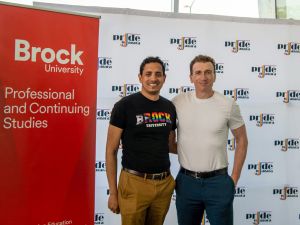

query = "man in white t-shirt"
170;55;248;225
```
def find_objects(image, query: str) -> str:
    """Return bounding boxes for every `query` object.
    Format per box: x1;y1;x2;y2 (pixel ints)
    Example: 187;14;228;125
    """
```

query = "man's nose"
149;74;158;80
199;74;206;80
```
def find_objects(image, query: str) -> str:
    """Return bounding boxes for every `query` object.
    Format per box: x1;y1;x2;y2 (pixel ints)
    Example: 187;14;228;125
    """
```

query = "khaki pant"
118;170;175;225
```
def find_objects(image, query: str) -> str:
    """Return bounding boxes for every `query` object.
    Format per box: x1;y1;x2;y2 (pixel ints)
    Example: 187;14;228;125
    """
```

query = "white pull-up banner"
94;11;300;225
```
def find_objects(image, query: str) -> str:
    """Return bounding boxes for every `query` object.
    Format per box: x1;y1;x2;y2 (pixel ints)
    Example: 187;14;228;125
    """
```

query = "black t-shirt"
110;92;177;173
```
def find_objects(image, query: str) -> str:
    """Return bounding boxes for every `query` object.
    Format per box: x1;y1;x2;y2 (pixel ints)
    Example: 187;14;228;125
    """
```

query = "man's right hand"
108;193;120;214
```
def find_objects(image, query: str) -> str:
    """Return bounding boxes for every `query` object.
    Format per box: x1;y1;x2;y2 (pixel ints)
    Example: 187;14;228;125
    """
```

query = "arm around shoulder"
168;130;177;154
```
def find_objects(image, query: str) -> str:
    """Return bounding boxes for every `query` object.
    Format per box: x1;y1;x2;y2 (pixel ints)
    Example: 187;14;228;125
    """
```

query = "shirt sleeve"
171;104;177;131
171;95;179;131
228;101;245;130
109;100;126;129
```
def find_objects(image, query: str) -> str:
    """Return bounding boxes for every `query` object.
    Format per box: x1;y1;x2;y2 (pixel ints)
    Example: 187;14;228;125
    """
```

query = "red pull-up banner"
0;3;99;225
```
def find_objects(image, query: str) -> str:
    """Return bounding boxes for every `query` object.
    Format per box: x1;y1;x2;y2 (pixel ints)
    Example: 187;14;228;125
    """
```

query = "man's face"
138;62;165;96
190;61;215;93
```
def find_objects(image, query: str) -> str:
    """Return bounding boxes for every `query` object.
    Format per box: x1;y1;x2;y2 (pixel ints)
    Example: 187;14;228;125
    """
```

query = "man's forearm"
231;140;247;183
106;150;118;195
231;125;248;184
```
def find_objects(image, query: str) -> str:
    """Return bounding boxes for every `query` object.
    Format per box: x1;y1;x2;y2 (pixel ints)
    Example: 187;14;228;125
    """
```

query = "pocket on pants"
227;175;235;187
119;172;147;199
175;172;183;191
226;174;236;200
168;175;176;195
118;171;129;198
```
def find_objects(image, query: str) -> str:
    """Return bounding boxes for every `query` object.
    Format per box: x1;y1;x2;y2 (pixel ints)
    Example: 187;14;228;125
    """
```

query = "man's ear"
189;74;193;83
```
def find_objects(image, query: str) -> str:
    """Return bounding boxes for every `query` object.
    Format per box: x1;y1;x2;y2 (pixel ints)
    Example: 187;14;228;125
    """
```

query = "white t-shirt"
172;91;244;172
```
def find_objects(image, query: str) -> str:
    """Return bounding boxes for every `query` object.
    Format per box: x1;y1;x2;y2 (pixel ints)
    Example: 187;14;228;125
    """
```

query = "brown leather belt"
180;167;228;179
123;168;170;180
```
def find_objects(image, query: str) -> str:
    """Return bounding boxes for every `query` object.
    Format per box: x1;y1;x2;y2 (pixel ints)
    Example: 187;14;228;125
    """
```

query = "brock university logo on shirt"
136;112;172;128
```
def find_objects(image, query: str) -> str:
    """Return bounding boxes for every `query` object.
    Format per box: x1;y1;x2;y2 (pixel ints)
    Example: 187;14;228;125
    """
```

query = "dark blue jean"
175;171;235;225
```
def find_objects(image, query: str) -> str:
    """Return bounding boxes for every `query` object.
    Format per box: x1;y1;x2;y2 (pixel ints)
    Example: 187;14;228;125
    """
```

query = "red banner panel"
0;3;99;225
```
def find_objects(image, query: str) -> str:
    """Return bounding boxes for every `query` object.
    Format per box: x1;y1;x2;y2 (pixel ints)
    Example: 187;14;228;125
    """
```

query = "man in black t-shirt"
106;57;176;225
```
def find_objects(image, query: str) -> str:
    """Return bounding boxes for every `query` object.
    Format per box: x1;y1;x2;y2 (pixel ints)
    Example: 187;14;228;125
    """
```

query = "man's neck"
140;90;160;101
195;90;214;99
